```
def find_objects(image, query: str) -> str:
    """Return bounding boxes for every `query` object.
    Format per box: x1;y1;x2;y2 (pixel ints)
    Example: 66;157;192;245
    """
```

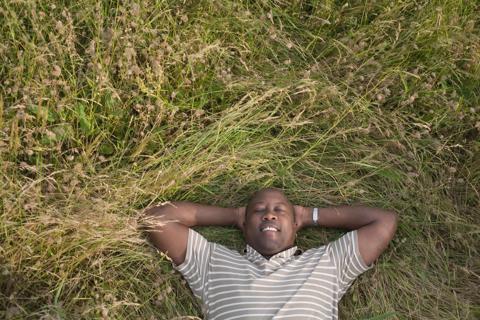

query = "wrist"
301;207;315;228
312;207;319;226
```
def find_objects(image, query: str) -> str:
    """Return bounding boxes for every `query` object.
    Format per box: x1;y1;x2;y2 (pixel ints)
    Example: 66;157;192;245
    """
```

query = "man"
143;188;398;319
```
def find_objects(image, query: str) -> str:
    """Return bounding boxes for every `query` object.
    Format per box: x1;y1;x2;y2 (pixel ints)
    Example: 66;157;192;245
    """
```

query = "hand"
293;205;311;231
235;207;246;232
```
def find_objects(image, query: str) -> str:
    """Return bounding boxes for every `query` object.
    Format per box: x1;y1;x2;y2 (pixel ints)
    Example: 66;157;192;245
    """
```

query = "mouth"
260;225;280;232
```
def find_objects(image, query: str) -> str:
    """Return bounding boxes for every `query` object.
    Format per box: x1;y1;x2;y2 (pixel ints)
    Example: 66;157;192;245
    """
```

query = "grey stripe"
174;229;372;319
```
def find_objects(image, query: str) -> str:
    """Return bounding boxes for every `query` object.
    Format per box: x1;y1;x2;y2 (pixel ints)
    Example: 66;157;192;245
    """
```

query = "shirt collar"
245;244;301;262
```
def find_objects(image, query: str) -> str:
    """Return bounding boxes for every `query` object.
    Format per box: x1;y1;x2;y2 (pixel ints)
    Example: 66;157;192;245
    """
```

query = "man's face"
243;189;296;257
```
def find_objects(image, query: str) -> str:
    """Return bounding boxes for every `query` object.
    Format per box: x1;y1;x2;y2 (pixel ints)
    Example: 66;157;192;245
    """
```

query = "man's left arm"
295;205;398;266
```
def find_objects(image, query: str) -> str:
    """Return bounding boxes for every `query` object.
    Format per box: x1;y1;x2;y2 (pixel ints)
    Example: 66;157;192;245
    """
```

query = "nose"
262;210;277;221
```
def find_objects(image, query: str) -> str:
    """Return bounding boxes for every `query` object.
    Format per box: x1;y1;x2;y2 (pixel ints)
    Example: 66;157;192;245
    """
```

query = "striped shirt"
174;229;372;319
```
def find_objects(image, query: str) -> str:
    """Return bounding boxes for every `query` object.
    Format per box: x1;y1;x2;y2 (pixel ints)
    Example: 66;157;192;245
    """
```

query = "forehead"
250;190;289;204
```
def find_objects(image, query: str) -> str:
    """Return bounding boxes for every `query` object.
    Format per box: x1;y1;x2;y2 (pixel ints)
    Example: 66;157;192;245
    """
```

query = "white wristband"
312;207;319;225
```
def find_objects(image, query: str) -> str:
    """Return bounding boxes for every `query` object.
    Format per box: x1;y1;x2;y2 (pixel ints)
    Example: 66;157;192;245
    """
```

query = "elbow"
384;210;399;240
389;210;399;228
140;205;171;234
144;204;167;217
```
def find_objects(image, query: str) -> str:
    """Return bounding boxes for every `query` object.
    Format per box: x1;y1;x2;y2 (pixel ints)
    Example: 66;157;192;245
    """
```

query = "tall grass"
1;0;479;319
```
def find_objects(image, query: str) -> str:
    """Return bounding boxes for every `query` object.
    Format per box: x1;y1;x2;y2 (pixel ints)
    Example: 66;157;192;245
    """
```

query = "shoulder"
298;244;329;264
301;232;357;257
212;242;245;261
326;230;373;272
302;244;328;257
325;230;357;251
303;231;359;263
187;229;244;258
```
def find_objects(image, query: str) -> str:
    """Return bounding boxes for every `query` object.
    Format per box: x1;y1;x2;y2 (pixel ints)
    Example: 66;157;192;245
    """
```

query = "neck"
257;244;296;259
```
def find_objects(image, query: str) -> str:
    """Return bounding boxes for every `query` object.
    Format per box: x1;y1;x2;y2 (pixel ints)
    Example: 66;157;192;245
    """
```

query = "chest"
205;252;338;319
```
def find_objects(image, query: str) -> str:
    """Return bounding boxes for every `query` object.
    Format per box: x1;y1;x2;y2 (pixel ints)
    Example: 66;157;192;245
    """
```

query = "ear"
294;221;301;233
293;205;305;232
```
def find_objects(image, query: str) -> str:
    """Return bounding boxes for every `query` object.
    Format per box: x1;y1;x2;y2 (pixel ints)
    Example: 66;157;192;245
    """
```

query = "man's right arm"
142;202;244;265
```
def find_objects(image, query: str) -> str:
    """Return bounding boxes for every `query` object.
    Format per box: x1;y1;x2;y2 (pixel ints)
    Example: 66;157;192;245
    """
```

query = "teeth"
262;227;278;232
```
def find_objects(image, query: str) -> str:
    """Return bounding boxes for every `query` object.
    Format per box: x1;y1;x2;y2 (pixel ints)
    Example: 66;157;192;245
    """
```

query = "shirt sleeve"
327;230;373;299
173;228;214;301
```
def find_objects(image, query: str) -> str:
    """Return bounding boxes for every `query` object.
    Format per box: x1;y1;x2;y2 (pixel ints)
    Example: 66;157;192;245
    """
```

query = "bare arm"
142;202;244;265
294;205;398;266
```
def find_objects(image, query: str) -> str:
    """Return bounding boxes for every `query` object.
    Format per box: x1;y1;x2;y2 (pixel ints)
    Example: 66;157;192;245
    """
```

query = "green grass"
1;0;479;319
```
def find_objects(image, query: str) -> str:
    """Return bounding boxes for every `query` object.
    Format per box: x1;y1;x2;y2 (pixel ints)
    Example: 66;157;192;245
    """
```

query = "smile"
261;226;279;232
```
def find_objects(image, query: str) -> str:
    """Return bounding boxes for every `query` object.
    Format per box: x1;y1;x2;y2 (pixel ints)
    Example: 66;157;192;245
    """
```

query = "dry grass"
1;0;479;319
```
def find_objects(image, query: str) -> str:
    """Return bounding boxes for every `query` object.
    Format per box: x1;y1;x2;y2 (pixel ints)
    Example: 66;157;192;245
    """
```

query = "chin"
257;244;282;256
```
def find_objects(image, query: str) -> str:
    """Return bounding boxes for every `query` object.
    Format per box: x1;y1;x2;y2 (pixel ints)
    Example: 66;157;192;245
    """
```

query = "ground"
0;0;479;319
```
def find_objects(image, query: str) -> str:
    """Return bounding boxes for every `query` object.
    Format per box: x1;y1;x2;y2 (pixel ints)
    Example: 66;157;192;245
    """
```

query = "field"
1;0;479;319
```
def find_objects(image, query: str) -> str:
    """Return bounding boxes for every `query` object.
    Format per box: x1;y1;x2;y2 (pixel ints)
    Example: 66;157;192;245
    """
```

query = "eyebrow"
252;201;287;206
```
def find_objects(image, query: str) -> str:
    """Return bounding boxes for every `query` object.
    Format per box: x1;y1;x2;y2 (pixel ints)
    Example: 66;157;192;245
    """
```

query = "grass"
0;0;479;319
